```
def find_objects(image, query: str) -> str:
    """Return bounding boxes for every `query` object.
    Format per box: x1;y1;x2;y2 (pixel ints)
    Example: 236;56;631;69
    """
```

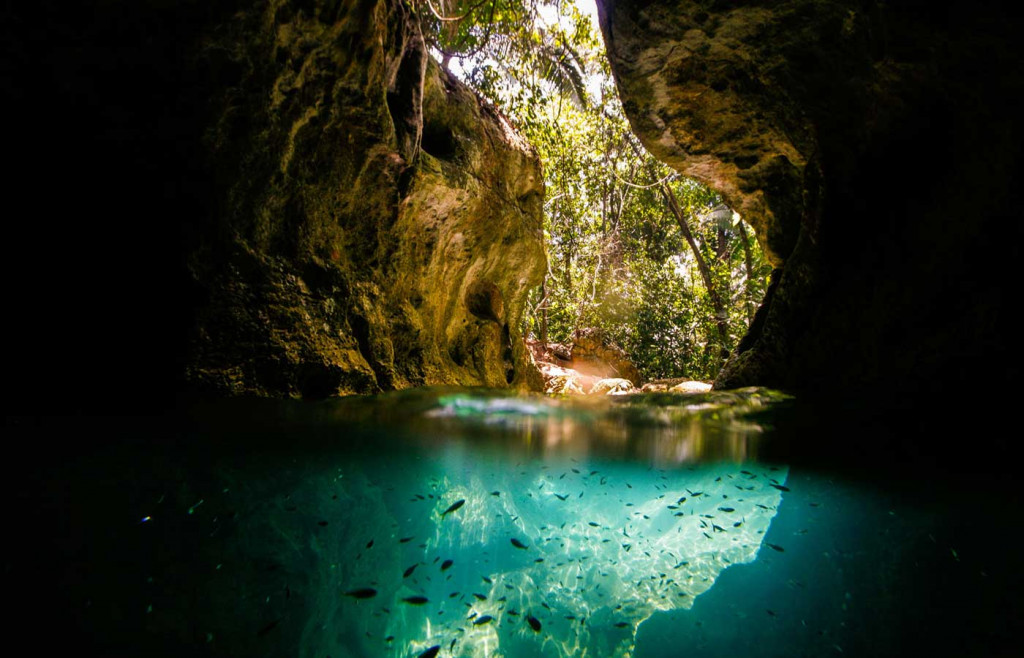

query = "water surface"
6;388;1020;657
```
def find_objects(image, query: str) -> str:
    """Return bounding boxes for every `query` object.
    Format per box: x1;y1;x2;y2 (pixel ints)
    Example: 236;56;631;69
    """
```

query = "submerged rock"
597;0;1022;397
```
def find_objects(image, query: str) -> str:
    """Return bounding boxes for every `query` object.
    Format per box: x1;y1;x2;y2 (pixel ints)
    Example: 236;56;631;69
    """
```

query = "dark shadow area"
2;0;243;415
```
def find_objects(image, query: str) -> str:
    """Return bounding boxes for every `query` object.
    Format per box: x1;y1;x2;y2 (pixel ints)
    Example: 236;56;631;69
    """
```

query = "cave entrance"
420;0;772;391
524;174;771;393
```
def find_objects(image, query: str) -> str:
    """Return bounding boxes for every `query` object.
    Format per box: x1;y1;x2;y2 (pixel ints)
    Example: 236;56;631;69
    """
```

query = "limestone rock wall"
7;0;546;406
184;0;546;396
597;0;1022;394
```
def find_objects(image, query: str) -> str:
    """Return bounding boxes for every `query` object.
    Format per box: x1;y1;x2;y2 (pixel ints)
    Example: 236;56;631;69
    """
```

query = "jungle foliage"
418;0;771;381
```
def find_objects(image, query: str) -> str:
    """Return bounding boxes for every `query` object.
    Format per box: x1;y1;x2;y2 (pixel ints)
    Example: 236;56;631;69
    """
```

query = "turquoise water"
6;388;1020;657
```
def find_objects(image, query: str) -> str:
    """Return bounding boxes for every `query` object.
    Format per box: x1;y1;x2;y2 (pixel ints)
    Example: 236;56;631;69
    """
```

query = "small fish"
766;543;785;552
588;522;600;527
344;588;377;599
473;615;494;626
441;499;466;517
527;615;542;631
440;560;453;571
614;622;630;628
473;593;487;601
257;619;281;637
402;596;429;605
482;576;493;584
554;494;568;501
385;635;394;642
450;638;457;651
511;538;528;549
490;491;501;496
770;484;790;492
318;520;328;527
399;536;414;543
404;563;418;578
719;507;735;513
419;645;440;658
366;539;374;549
449;591;460;598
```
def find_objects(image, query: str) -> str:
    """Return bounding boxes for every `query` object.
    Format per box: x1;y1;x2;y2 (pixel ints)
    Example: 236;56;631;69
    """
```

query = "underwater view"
8;389;1019;658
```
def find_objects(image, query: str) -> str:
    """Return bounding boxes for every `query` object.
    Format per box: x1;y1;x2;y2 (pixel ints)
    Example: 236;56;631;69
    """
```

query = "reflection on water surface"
304;386;791;465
